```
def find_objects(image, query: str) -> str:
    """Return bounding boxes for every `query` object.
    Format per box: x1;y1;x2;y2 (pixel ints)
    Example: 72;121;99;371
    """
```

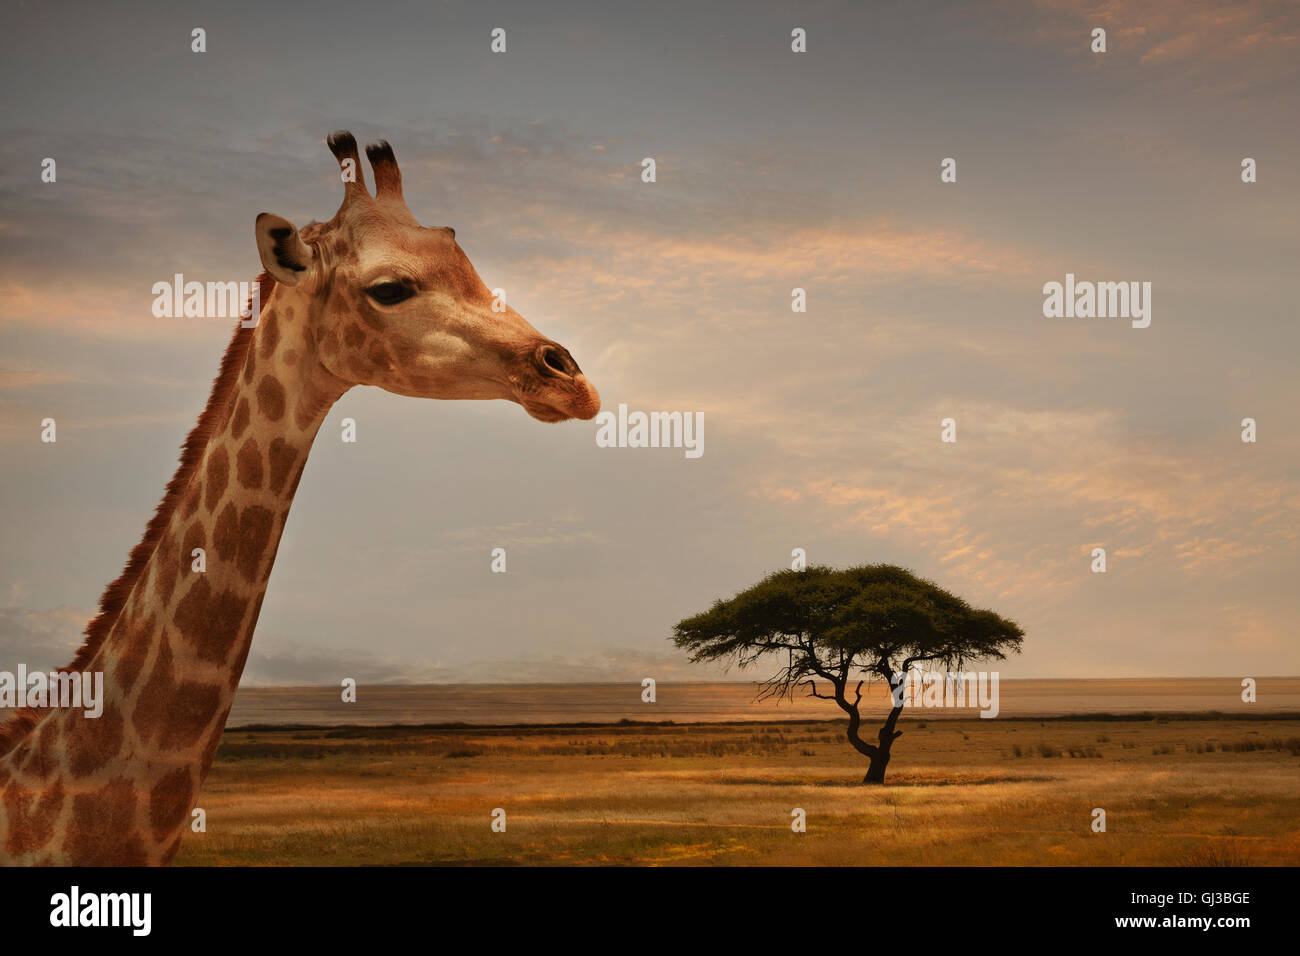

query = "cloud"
1027;0;1300;82
429;518;608;553
238;635;713;686
750;401;1299;607
0;604;93;673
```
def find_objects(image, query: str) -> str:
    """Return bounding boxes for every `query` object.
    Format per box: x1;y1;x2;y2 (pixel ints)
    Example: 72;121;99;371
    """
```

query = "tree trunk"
827;679;905;786
861;704;905;785
862;750;890;784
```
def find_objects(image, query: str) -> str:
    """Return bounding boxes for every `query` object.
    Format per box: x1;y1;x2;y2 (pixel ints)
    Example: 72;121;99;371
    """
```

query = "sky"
1;0;1297;684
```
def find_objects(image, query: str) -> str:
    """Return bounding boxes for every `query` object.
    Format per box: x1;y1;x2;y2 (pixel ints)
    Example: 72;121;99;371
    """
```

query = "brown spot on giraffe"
367;340;391;370
236;506;276;583
153;531;180;606
113;612;155;695
66;703;125;777
267;438;298;494
108;601;137;652
132;635;175;745
28;718;60;780
182;521;206;571
257;375;286;420
259;309;280;357
7;742;30;771
213;501;239;561
182;479;202;519
199;711;231;768
317;326;341;359
174;578;249;664
236;437;264;490
205;446;229;512
158;682;223;750
390;340;419;366
226;596;265;693
65;779;148;866
285;458;309;498
230;396;251;441
3;778;64;856
149;767;194;843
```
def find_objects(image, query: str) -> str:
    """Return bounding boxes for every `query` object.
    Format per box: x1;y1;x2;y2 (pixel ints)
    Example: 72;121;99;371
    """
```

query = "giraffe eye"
366;281;413;306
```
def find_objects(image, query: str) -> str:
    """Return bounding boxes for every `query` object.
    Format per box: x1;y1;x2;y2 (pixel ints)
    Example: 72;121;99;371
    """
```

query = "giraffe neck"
0;284;348;864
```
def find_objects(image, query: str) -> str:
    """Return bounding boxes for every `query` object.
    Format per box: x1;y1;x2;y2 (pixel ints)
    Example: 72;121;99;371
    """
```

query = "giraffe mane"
0;273;277;757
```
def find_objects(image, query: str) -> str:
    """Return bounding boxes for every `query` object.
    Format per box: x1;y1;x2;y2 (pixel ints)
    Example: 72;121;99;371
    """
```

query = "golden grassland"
174;715;1300;866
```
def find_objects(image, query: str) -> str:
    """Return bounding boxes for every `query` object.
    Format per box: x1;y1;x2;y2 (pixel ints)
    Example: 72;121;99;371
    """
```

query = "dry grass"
173;717;1300;866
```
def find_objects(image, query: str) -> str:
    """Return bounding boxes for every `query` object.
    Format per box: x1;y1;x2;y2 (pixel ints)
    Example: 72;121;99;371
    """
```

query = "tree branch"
803;679;835;701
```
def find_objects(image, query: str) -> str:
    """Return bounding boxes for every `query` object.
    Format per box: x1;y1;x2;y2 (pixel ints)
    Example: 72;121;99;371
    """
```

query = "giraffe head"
253;131;600;423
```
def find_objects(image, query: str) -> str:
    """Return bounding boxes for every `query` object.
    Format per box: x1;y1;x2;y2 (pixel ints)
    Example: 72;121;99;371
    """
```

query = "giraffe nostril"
537;344;577;378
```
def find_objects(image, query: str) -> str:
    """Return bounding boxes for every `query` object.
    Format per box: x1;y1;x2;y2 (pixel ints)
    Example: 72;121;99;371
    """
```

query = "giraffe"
0;132;600;865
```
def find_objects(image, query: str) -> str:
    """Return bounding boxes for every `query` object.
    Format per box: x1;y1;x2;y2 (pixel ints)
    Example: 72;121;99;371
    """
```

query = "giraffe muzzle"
519;342;600;423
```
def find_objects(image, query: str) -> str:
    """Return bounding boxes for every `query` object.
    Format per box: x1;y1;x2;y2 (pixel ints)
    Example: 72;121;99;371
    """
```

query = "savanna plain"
176;710;1300;866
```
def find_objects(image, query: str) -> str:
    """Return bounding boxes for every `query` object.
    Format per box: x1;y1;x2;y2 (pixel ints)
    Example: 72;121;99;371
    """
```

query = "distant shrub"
1181;842;1254;867
1221;737;1300;754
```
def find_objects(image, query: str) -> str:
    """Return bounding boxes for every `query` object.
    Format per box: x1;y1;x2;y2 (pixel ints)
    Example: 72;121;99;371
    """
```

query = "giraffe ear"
255;213;316;286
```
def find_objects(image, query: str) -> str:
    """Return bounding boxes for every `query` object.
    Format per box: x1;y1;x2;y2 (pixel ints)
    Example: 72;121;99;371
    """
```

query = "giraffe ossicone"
0;132;600;865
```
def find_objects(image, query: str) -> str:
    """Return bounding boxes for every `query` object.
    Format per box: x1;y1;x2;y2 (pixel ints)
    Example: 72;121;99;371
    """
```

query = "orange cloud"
1029;0;1299;77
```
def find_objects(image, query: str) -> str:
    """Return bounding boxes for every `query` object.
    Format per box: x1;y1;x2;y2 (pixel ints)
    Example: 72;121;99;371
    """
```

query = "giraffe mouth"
522;400;574;423
519;373;601;423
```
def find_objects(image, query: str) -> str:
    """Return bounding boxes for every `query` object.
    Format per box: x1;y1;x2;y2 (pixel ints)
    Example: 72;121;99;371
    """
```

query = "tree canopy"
674;564;1023;694
673;564;1025;782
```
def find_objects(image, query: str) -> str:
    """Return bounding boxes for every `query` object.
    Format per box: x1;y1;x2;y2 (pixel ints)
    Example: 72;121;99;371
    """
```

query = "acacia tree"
673;564;1024;784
